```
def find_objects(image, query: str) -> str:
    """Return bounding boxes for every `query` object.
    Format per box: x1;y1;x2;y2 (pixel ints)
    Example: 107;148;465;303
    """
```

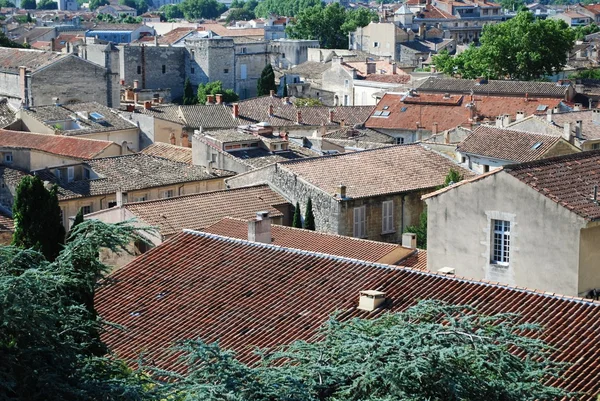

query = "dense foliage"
12;176;65;261
160;3;183;19
303;197;315;230
573;22;600;40
36;0;58;10
292;201;302;228
257;64;277;96
119;0;148;15
19;0;35;8
254;0;320;18
197;80;239;104
294;97;324;107
182;77;195;105
179;0;226;20
433;11;574;80
88;0;109;10
569;68;600;79
155;301;569;401
287;3;377;49
0;30;27;48
226;0;257;22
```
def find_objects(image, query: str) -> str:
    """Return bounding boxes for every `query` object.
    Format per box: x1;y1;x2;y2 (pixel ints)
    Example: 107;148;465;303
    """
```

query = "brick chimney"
328;109;334;123
268;104;274;116
50;38;56;52
144;101;152;109
248;211;271;243
216;94;223;104
232;103;239;118
206;95;215;105
296;110;302;124
181;132;189;147
340;118;345;127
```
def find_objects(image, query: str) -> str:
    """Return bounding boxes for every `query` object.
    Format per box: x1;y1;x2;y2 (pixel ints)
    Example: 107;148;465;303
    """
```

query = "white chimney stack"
248;211;271;244
402;232;417;249
358;290;386;312
546;108;553;123
563;122;572;142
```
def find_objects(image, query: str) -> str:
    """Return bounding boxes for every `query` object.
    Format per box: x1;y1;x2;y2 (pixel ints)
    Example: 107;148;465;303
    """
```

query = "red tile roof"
157;27;195;44
203;217;417;264
197;23;264;37
0;129;114;159
278;144;472;198
122;185;289;237
505;150;600;221
96;230;600;397
140;142;192;164
398;248;427;269
417;4;456;19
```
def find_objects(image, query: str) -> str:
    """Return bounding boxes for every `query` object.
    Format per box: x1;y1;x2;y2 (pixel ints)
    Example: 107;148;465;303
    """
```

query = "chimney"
495;115;503;128
232;103;239;118
444;131;450;144
144;101;152;110
502;114;511;127
53;97;60;106
546;108;553;123
340;118;345;127
50;37;56;52
574;103;582;112
328;109;334;123
206;94;215;105
402;232;417;249
181;132;189;147
418;23;426;39
248;211;271;244
296;110;302;124
391;62;397;75
432;122;438;135
268;104;274;116
576;120;583;138
315;124;326;138
116;191;124;207
283;97;290;105
133;92;139;105
19;66;27;107
593;109;600;125
366;62;376;75
269;89;275;97
516;111;525;121
563;121;572;142
553;106;559;113
216;94;223;104
206;160;214;175
133;80;139;89
170;132;176;145
338;184;346;198
357;290;386;312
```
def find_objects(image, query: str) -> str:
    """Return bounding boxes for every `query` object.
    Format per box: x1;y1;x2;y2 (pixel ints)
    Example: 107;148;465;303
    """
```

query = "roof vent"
358;290;386;312
437;266;455;275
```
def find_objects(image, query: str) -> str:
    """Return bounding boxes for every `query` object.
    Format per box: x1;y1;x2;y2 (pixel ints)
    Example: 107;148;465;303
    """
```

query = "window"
491;220;510;265
395;137;405;145
281;53;285;59
133;195;147;202
344;79;349;88
162;189;174;198
373;41;379;47
241;47;247;53
353;206;366;238
137;65;141;74
67;166;74;182
83;168;90;180
241;64;247;79
593;143;600;150
224;68;229;73
191;67;195;74
344;95;349;106
3;153;12;163
483;164;490;173
461;156;466;163
108;201;117;208
162;64;166;74
382;201;394;234
55;168;61;180
81;205;92;215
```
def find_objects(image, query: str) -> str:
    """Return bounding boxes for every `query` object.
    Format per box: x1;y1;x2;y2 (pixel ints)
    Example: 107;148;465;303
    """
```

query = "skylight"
531;142;543;150
400;107;408;112
89;112;105;121
536;105;548;112
373;111;383;116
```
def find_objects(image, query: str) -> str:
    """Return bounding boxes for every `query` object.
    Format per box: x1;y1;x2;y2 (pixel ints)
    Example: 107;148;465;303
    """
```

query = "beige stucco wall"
154;118;185;146
578;223;600;296
426;172;587;296
75;128;140;152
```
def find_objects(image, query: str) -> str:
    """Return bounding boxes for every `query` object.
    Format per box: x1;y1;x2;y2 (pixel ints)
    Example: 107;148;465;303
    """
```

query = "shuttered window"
353;206;366;238
382;201;394;233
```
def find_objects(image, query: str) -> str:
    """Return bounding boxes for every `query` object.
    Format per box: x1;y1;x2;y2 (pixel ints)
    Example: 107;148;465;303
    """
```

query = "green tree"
294;97;324;107
499;0;524;11
432;11;575;80
0;219;154;400
67;207;84;241
282;76;288;97
303;197;315;230
444;167;464;186
569;68;600;79
0;30;26;48
197;80;239;104
182;77;195;105
160;3;183;19
292;201;302;228
403;208;427;249
158;300;569;401
88;0;109;10
226;7;255;23
340;7;378;34
254;0;320;18
257;64;277;96
36;0;57;8
118;0;136;8
573;23;600;41
179;0;226;20
135;0;148;14
12;176;65;261
19;0;35;9
0;0;15;6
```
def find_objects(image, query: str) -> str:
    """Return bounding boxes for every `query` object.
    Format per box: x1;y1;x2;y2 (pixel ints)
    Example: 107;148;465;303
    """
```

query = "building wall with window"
0;147;122;172
425;171;592;297
322;60;355;107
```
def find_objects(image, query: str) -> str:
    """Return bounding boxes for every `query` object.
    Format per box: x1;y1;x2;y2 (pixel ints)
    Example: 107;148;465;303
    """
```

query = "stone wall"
235;42;268;99
187;38;235;90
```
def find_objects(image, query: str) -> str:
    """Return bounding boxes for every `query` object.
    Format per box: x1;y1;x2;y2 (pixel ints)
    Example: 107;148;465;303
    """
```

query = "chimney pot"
248;211;271;243
576;120;583;138
357;290;386;312
563;121;572;142
338;183;346;198
593;109;600;125
402;232;417;249
206;94;215;105
546;108;553;123
216;93;223;104
144;101;152;110
232;103;239;118
269;104;274;116
296;110;302;124
574;103;582;111
269;89;275;97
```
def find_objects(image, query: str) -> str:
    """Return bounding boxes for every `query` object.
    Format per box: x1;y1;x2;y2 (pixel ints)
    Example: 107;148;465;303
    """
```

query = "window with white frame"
491;219;510;265
382;201;394;233
162;189;174;199
353;206;366;238
81;205;92;215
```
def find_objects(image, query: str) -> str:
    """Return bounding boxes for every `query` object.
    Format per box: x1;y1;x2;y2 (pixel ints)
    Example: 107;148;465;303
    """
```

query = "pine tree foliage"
303;197;316;231
12;175;65;261
292;202;302;228
182;77;195;105
156;300;570;401
257;64;277;96
67;207;84;242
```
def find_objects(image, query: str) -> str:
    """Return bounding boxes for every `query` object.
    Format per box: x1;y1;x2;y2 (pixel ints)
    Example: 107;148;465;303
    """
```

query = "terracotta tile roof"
322;126;396;143
365;93;561;131
398;248;427;269
548;110;600;141
0;129;114;159
583;4;600;15
0;211;13;232
505;150;600;221
364;74;411;84
140;142;192;164
0;48;66;73
35;153;232;200
416;4;456;19
417;77;570;98
157;27;195;44
279;144;472;198
457;126;567;163
203;217;417;264
197;23;264;37
122;185;288;237
96;230;600;398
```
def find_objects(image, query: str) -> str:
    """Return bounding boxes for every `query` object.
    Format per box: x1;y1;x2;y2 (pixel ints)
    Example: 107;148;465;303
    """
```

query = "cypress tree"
67;207;84;242
282;76;288;97
292;201;302;228
303;197;316;231
257;64;277;96
183;77;195;105
12;175;65;261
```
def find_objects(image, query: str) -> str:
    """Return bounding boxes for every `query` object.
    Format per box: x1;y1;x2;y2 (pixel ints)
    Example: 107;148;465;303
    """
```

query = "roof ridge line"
181;229;600;307
504;149;600;171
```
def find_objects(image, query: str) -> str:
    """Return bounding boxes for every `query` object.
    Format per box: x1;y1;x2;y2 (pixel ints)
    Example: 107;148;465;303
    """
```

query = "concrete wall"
322;62;354;106
269;39;320;69
192;137;252;174
426;171;586;296
3;147;117;171
0;72;22;108
578;223;600;296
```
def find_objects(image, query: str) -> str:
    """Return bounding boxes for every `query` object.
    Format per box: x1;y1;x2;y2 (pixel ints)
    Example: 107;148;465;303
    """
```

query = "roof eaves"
422;168;502;200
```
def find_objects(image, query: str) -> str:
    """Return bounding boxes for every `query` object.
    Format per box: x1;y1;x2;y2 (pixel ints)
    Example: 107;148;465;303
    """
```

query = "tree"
573;23;600;41
226;7;255;23
340;7;378;34
36;0;57;9
88;0;109;10
179;0;226;20
0;0;15;6
67;207;84;241
569;68;600;79
444;167;464;186
254;0;320;18
158;300;569;401
403;208;427;249
294;97;324;107
499;0;524;11
282;76;288;97
19;0;35;9
0;30;26;48
182;77;196;105
257;64;277;96
160;3;183;19
0;219;154;400
12;176;65;261
432;11;575;80
303;197;315;230
196;80;239;104
292;201;302;228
